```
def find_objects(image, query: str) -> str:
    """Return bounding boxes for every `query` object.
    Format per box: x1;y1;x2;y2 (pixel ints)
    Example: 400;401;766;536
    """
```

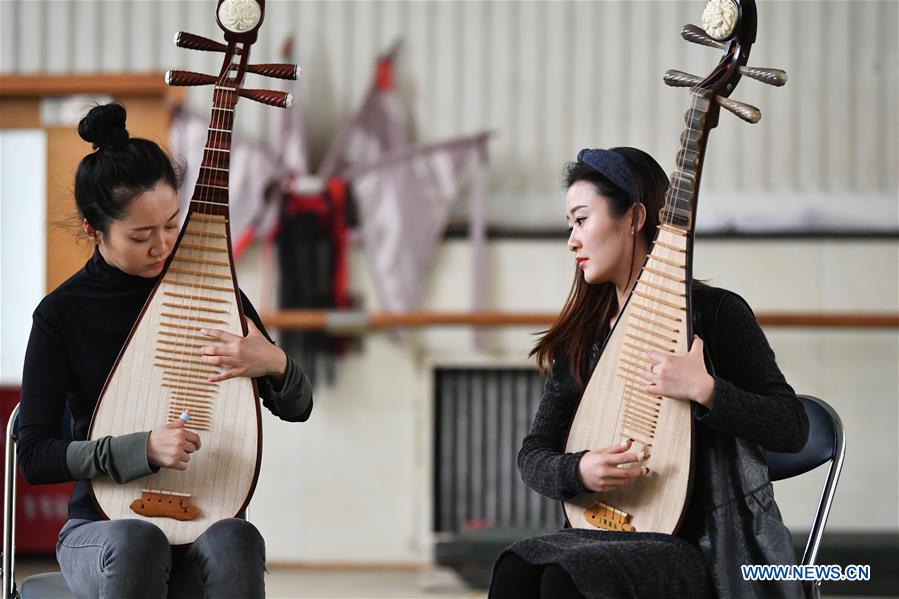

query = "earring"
83;220;101;244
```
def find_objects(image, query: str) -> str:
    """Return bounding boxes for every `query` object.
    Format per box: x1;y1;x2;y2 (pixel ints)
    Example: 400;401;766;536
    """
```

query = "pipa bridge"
585;502;636;532
130;489;200;521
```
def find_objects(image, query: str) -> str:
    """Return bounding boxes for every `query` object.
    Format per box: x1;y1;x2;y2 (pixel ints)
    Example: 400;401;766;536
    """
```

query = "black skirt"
493;528;715;599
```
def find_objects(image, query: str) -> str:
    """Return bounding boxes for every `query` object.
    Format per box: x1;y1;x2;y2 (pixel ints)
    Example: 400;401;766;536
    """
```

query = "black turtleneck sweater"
18;249;313;521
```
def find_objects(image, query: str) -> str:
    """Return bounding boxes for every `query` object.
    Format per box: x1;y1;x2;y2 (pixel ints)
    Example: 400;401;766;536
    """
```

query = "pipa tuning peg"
681;24;725;49
716;97;761;123
246;63;300;80
174;31;228;53
664;69;702;88
165;70;216;87
239;88;292;109
739;66;788;87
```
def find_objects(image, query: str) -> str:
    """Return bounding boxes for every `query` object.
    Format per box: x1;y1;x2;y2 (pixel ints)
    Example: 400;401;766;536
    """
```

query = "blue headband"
576;148;633;199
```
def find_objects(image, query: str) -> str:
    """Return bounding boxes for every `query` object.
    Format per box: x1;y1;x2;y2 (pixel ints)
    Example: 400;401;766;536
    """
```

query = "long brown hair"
530;147;669;389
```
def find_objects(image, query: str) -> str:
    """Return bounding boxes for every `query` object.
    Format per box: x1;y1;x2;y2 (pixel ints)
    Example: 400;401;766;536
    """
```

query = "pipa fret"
171;256;230;268
161;302;229;315
628;323;678;344
163;291;229;305
160;312;227;325
642;267;686;284
654;240;687;254
632;290;686;313
178;243;228;254
168;268;232;281
630;303;683;323
637;279;686;298
165;280;233;293
628;312;681;334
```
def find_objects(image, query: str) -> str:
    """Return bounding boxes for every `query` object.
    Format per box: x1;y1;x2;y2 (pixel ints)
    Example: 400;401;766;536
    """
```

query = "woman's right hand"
147;418;201;470
576;439;649;493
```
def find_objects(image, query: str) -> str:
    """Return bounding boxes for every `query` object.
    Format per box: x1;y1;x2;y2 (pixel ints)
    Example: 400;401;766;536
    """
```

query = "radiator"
434;367;563;533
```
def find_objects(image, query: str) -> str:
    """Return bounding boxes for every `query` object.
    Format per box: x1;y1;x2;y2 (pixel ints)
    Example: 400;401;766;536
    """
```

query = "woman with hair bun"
488;148;809;599
17;103;313;598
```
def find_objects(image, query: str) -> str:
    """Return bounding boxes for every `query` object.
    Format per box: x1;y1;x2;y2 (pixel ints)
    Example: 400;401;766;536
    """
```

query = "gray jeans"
56;518;265;598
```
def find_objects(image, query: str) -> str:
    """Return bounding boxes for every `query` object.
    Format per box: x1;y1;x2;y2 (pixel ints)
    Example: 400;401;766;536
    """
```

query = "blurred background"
1;1;896;597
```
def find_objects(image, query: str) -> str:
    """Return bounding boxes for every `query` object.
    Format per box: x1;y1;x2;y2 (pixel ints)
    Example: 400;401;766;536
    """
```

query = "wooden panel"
43;95;175;292
0;98;39;128
45;126;91;293
1;75;181;292
0;73;178;98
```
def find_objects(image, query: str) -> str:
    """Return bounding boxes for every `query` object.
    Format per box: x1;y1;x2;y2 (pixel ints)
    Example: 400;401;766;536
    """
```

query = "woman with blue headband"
488;147;808;599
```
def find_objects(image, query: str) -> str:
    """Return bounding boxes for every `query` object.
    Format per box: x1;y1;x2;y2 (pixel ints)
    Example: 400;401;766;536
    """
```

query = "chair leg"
809;580;821;599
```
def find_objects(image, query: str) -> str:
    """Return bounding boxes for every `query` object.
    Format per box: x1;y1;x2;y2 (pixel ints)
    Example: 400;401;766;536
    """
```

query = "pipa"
88;0;297;545
563;0;787;534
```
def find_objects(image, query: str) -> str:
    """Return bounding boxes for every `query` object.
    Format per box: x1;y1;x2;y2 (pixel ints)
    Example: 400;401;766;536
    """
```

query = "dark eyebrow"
566;205;588;221
129;210;180;232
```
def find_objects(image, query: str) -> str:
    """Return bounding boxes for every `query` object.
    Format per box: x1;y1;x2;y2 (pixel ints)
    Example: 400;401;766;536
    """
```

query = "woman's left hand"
645;335;715;408
199;318;287;383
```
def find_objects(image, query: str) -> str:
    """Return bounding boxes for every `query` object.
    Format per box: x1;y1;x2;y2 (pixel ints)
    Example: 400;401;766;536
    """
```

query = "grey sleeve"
257;354;314;422
65;431;158;484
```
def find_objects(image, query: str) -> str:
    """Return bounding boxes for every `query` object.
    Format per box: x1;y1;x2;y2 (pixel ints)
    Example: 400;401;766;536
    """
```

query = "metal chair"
3;403;75;599
765;395;847;599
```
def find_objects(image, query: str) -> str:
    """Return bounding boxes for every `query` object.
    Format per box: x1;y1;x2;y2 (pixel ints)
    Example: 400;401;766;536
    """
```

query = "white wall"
1;1;896;226
0;130;46;385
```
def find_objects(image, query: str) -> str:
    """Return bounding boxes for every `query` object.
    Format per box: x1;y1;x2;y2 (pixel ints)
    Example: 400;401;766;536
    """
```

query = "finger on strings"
199;344;228;356
598;438;633;454
208;368;238;383
185;430;201;449
607;451;640;466
200;328;235;341
646;350;665;363
244;316;261;335
608;465;645;478
200;355;230;366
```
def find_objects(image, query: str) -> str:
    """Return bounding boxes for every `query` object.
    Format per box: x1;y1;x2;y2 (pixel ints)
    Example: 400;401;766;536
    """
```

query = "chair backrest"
765;395;841;481
764;395;846;597
4;404;20;599
4;403;75;599
10;404;75;443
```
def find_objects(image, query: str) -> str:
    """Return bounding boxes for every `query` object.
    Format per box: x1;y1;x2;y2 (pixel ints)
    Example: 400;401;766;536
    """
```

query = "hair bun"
78;103;129;150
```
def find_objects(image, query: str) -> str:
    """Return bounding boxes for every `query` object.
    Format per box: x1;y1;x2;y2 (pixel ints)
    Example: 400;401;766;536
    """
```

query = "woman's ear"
631;203;647;234
83;219;99;243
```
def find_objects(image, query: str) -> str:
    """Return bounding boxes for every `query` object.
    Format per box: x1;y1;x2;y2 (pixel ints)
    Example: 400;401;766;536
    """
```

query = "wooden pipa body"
89;215;260;545
89;0;295;545
564;224;694;533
